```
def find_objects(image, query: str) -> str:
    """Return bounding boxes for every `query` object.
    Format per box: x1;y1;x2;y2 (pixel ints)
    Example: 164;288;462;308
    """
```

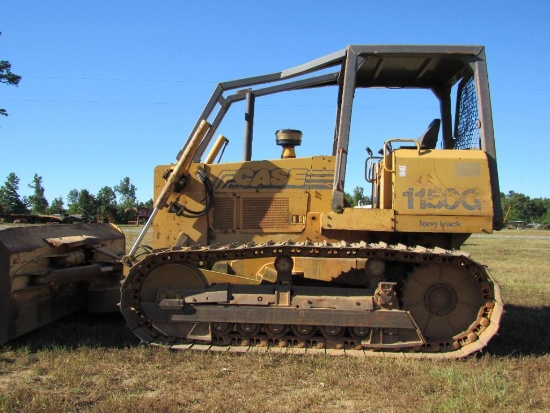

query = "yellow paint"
204;135;228;164
152;147;495;251
395;215;493;233
392;149;493;216
153;156;336;248
200;269;261;285
321;208;395;231
153;164;208;248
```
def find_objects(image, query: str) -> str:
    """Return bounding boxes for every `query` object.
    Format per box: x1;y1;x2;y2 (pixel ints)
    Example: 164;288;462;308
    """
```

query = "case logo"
212;167;333;190
233;168;289;187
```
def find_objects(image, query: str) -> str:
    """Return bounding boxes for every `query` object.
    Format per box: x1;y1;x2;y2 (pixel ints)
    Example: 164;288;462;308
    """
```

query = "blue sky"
1;1;549;205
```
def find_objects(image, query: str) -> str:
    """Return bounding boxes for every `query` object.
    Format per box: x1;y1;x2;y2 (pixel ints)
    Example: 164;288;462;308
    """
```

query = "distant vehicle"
505;221;526;229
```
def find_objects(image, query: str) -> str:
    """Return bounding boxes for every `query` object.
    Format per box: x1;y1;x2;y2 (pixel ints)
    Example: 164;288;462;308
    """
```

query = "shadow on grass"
486;305;550;357
3;305;549;357
3;311;140;352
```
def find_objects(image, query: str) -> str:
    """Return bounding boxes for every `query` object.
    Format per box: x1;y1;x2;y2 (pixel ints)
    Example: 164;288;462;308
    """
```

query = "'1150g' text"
402;188;482;211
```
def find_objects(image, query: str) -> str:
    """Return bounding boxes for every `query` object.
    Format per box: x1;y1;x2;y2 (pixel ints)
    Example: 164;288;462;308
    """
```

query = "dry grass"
0;226;549;412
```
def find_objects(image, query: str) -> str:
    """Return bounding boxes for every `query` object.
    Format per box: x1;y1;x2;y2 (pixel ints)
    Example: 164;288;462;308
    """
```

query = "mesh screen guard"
455;76;481;150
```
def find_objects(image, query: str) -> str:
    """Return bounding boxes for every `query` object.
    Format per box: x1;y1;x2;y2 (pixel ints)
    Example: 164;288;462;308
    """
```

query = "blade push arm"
125;120;211;263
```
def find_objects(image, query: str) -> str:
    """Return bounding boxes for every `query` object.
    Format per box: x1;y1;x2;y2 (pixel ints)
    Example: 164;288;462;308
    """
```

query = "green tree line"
0;172;152;223
500;191;550;224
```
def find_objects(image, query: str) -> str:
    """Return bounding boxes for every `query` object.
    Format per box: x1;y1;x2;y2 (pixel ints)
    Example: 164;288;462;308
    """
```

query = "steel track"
120;240;503;359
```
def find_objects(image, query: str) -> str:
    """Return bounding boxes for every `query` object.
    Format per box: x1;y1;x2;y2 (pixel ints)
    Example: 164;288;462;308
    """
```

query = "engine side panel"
152;156;336;248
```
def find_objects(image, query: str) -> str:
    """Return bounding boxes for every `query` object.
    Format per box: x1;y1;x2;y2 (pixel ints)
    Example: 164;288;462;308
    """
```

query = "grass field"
0;226;549;412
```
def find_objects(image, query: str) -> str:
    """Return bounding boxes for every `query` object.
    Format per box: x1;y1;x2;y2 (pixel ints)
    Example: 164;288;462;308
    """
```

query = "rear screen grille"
242;198;289;229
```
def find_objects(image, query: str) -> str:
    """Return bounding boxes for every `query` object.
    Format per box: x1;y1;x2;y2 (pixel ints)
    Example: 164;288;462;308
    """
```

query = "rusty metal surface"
44;235;101;248
34;264;104;284
147;302;416;328
0;223;125;344
0;223;123;254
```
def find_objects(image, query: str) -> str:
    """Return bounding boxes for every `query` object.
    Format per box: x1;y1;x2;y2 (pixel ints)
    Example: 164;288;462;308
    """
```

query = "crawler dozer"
0;45;503;358
119;45;503;357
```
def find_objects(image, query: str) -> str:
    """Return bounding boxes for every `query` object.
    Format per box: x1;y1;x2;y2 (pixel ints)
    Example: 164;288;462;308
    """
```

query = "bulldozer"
1;45;503;358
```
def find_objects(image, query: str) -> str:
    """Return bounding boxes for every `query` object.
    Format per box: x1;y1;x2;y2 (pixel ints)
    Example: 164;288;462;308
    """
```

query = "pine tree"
27;173;49;214
0;172;28;214
1;32;22;118
48;197;65;215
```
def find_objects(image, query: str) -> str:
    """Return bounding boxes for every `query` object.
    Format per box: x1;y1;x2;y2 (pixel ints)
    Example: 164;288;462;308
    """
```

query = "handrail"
382;139;420;173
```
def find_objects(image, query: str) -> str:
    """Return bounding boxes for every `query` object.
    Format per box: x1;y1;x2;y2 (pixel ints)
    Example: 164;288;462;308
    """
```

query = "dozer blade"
0;223;125;345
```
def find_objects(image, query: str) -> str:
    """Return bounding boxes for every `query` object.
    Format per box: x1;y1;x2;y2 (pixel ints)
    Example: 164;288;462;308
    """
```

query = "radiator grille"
213;197;234;230
242;198;289;229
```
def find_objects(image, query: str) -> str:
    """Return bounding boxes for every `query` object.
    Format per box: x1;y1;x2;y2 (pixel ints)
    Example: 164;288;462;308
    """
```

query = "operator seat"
417;118;440;149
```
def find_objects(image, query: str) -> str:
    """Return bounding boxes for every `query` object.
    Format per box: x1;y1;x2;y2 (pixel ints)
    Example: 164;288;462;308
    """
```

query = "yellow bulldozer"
1;45;503;358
